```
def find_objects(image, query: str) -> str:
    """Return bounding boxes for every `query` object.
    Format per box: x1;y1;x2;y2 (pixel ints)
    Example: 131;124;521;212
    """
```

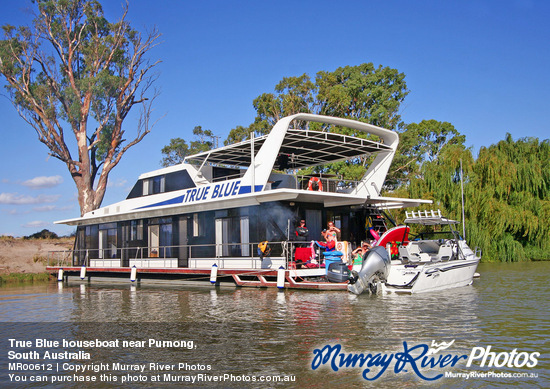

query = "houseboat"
49;113;479;293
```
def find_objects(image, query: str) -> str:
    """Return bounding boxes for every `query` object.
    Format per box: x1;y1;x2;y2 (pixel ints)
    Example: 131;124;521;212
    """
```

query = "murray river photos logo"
311;341;540;381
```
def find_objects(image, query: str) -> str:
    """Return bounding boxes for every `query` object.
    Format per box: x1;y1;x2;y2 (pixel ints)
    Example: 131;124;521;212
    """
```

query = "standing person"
295;219;309;241
322;221;340;243
320;221;340;251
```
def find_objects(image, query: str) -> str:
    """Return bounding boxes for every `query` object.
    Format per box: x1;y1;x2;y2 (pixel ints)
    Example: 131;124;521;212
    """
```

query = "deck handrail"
47;240;319;268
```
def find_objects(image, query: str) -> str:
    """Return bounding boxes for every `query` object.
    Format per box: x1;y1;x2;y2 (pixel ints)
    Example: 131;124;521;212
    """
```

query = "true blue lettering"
181;181;242;204
184;189;192;202
311;342;467;381
212;185;221;198
232;181;240;195
224;182;234;197
195;186;209;201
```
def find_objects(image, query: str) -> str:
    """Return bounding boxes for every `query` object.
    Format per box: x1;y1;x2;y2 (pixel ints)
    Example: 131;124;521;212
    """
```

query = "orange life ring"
307;177;323;191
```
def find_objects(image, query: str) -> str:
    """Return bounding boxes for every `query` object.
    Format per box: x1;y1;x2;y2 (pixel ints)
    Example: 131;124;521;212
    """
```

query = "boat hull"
384;257;480;294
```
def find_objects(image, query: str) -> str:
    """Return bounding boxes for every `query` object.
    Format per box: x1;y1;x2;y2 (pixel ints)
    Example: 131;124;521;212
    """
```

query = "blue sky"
0;0;548;237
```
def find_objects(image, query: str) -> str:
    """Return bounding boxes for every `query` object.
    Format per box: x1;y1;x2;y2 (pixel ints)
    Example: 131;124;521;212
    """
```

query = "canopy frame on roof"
184;128;392;170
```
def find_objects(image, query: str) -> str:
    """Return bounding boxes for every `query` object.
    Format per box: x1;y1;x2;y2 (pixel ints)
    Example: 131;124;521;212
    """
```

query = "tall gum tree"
0;0;161;215
223;64;409;182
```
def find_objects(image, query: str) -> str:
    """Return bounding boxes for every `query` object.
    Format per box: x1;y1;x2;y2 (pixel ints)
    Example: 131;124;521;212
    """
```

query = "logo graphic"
311;341;540;381
427;339;455;355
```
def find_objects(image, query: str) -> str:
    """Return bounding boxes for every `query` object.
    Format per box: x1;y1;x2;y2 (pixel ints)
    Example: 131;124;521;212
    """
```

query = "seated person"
352;241;372;265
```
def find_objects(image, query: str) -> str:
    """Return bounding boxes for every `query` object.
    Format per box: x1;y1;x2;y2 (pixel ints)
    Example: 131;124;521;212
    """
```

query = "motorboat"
349;210;481;294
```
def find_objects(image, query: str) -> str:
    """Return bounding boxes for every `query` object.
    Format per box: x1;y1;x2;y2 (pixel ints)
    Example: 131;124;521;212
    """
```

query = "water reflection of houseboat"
50;113;472;292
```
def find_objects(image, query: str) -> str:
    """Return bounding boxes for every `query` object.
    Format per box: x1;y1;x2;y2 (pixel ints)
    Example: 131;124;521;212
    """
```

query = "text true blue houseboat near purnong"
48;114;480;294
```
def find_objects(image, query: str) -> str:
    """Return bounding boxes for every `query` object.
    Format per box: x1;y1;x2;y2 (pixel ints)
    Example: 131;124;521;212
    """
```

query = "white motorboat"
348;210;481;294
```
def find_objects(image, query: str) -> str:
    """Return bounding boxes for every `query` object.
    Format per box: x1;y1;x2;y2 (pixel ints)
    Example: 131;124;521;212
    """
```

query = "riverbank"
0;237;73;282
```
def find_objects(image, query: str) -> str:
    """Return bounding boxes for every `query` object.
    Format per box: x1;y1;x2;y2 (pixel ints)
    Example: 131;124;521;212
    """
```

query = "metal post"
460;159;466;239
251;132;255;193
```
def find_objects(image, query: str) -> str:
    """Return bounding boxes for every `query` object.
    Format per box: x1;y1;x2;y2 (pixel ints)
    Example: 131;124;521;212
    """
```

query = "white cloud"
21;175;63;189
23;221;51;229
107;178;128;188
1;208;19;215
32;205;56;212
0;193;61;205
33;204;73;212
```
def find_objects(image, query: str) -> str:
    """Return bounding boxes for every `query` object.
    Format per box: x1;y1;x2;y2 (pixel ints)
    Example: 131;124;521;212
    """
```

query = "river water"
1;261;548;388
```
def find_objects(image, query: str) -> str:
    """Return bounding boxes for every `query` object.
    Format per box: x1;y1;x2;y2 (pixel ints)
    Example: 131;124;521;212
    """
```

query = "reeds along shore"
0;272;53;284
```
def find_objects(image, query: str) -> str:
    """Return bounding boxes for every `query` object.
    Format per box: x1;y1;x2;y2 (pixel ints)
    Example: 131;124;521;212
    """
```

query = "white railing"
48;241;296;269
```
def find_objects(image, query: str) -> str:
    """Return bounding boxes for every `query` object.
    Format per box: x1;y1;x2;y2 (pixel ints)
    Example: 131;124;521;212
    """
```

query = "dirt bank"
0;237;74;274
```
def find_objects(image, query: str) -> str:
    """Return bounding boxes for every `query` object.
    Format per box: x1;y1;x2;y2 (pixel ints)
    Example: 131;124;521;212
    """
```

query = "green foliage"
404;134;550;262
389;120;466;189
225;63;408;144
24;229;60;239
161;126;216;166
0;272;52;284
224;63;408;181
316;63;408;129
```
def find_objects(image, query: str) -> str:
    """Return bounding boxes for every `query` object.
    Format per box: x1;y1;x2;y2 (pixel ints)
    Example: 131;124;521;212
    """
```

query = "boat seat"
399;243;430;263
437;244;453;261
398;245;410;261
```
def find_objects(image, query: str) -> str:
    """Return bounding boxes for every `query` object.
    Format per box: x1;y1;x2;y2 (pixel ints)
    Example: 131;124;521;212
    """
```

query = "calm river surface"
1;261;548;388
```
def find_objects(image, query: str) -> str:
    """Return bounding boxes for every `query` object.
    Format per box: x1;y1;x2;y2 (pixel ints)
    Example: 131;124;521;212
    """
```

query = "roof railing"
406;209;443;219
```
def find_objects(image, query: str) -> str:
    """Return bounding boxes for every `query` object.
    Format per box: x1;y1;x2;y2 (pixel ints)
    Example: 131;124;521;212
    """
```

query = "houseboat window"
142;176;165;196
85;225;99;253
192;213;207;237
334;215;342;230
212;166;241;182
153;176;165;193
130;220;143;241
305;209;322;242
214;215;250;257
193;214;199;237
98;223;117;259
240;217;250;256
143;178;151;196
127;170;196;199
215;218;231;256
149;225;159;257
148;218;173;257
264;206;293;242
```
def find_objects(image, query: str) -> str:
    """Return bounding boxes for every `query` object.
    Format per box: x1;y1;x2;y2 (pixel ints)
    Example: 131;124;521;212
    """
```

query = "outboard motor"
327;262;352;283
348;246;391;295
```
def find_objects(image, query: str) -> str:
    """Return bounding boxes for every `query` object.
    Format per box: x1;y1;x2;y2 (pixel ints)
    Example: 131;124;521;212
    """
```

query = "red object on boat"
375;225;410;248
295;247;312;262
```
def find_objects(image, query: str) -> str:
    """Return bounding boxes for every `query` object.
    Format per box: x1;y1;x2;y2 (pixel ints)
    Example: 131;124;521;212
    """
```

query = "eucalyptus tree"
224;74;316;145
388;119;466;189
161;126;216;167
223;63;409;182
225;64;408;144
0;0;161;215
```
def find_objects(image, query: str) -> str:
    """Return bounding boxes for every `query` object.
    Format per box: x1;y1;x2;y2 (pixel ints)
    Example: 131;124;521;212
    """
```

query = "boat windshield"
410;230;462;242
